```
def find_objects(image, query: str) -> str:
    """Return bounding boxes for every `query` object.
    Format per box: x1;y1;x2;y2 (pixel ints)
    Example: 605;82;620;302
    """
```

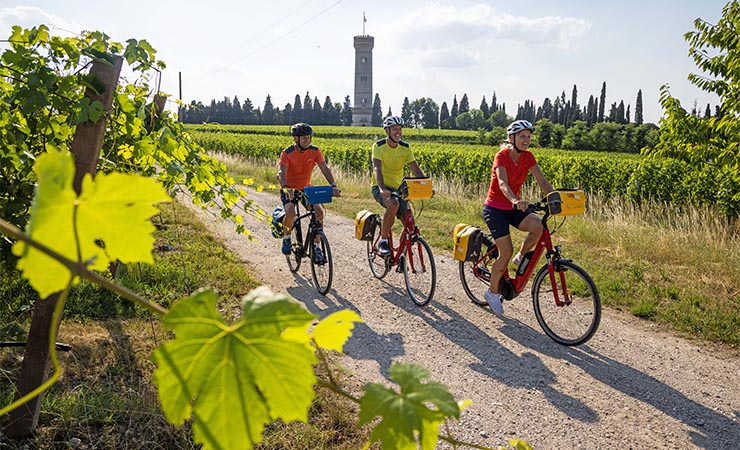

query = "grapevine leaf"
358;363;460;450
312;310;363;352
151;287;318;450
12;149;170;298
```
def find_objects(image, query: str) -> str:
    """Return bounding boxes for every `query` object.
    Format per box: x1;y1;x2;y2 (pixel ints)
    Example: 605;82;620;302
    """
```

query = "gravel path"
181;190;739;450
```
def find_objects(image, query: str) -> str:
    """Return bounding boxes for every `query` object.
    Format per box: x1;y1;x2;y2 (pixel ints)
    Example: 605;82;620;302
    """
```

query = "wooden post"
5;54;123;438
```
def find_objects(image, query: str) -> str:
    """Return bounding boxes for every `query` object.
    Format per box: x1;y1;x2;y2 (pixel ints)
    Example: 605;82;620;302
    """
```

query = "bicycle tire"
459;260;489;306
531;260;601;346
310;230;333;295
367;222;390;279
403;236;436;306
286;221;302;273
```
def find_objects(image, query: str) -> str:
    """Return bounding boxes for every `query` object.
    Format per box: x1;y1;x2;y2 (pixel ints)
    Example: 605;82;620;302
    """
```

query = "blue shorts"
482;204;531;240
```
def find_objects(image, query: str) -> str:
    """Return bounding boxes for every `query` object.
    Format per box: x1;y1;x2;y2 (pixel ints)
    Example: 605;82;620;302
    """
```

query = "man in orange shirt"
277;123;341;259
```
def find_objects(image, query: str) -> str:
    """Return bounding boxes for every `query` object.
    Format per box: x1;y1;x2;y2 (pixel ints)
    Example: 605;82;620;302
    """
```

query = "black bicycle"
284;186;334;295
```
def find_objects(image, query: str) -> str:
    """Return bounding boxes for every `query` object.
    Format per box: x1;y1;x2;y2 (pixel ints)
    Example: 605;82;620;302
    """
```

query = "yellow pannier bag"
547;190;586;216
355;210;379;241
399;177;433;200
452;223;484;262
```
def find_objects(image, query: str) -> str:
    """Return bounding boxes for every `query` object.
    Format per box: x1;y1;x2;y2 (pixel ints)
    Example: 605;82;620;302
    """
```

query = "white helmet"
382;115;404;128
506;119;534;136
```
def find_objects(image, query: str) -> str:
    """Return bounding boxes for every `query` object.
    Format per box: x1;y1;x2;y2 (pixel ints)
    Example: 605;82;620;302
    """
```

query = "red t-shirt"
484;148;537;210
279;144;325;189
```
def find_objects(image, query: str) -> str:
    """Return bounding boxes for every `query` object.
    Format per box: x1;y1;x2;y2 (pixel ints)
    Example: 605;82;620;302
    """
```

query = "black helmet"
291;123;314;136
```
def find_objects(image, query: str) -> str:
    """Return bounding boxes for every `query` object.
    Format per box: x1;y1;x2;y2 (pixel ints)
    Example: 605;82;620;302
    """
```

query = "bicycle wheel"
286;221;302;273
531;260;601;346
403;236;436;306
310;230;333;295
367;222;390;279
459;260;489;306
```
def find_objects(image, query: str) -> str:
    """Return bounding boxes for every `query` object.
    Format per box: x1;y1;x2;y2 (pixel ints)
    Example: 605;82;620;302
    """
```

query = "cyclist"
277;123;341;261
371;115;426;257
482;119;554;314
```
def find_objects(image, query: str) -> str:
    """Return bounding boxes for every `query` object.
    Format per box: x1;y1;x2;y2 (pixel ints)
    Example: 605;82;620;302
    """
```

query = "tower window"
361;57;367;63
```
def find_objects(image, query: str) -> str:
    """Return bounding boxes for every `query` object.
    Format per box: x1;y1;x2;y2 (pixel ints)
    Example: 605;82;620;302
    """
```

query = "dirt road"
182;190;739;449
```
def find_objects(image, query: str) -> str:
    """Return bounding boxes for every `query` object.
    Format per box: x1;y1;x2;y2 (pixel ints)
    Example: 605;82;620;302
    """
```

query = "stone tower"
352;13;373;126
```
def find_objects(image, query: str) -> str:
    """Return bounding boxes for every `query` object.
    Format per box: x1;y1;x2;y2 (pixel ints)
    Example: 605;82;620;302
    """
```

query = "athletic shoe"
313;245;325;264
484;290;504;314
377;239;391;257
282;237;291;255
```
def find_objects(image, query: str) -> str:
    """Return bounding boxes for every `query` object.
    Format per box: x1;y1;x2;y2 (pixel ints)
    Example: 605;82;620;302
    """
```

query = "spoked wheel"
403;236;436;306
459;260;490;306
286;223;302;273
532;260;601;346
310;230;333;295
367;222;390;279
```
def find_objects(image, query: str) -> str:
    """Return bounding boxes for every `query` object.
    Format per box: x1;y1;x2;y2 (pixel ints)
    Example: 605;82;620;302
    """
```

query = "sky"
0;0;731;125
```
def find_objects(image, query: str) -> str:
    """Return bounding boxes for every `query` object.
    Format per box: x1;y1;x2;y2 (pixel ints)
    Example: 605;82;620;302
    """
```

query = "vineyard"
187;124;740;218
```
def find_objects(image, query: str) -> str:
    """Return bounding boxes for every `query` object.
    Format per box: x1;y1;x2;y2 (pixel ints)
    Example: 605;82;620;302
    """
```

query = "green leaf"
151;287;318;450
312;310;363;352
358;363;460;450
12;149;170;298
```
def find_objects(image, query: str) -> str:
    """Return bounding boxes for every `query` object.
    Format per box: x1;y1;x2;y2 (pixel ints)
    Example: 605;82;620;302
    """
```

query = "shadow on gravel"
536;342;738;449
285;273;405;380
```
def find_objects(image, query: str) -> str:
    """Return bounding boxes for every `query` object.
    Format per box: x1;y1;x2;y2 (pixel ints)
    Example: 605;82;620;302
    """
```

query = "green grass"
220;152;740;348
0;201;369;449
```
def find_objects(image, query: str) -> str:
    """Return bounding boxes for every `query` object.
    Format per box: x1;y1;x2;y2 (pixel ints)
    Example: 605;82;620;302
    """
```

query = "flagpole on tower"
363;11;367;35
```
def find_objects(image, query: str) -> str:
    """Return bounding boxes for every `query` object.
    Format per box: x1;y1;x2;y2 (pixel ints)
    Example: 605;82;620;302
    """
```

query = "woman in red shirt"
482;120;554;314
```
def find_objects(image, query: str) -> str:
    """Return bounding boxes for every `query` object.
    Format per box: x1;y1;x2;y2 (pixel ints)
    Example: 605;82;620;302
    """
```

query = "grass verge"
0;201;370;449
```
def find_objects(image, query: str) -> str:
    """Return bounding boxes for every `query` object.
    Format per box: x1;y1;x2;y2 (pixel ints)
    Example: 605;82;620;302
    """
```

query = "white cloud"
385;3;591;53
0;6;83;38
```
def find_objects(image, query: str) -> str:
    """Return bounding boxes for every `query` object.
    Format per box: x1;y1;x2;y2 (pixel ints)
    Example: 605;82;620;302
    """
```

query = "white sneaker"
484;291;504;314
512;253;523;268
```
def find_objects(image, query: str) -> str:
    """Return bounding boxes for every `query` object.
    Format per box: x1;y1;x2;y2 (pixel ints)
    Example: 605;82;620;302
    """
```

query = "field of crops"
186;124;739;217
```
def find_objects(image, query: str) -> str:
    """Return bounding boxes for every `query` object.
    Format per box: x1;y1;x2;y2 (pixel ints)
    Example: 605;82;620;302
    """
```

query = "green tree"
635;89;644;125
654;0;740;180
262;95;275;125
562;120;592;150
293;94;304;124
371;93;382;127
489;109;510;128
535;118;554;147
480;96;490;119
401;96;412;124
341;95;353;126
439;102;451;129
459;93;470;114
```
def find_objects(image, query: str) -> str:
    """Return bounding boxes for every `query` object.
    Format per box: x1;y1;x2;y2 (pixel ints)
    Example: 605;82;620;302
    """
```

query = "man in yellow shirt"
371;116;425;256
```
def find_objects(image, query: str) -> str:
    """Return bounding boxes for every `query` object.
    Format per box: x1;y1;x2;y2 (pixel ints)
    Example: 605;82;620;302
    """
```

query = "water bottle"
516;250;535;277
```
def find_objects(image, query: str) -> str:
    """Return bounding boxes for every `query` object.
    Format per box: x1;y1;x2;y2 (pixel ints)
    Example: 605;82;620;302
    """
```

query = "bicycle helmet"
506;119;534;136
291;123;314;136
382;115;404;128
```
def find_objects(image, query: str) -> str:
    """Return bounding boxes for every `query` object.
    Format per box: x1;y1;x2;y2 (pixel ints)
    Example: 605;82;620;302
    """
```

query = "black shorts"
371;185;408;219
482;204;530;240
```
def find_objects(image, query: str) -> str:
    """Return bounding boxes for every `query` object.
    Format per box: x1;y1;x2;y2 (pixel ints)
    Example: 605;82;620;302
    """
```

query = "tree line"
181;81;720;153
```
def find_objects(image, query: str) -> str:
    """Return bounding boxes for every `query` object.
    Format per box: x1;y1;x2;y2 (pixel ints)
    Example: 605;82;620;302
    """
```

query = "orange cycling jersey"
279;144;325;189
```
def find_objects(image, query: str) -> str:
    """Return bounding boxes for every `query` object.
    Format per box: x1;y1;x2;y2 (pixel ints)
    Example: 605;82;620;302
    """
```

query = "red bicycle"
458;194;601;346
366;180;436;306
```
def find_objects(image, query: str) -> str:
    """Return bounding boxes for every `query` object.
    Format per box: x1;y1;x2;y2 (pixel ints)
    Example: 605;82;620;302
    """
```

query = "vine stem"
0;218;168;317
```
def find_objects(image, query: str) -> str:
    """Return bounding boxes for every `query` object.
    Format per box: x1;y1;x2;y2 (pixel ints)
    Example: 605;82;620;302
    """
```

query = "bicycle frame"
476;208;569;305
383;209;428;274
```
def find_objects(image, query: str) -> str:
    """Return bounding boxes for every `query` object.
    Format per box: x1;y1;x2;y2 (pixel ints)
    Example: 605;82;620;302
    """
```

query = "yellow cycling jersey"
371;138;415;189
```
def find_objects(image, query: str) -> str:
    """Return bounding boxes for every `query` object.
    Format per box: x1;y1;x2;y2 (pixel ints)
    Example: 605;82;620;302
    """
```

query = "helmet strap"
386;129;400;144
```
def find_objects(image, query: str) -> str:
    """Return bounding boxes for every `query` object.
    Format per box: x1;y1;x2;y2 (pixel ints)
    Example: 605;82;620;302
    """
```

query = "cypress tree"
635;89;644;125
371;93;382;126
341;95;353;126
401;97;412;124
312;96;322;125
480;96;490;119
262;95;275;125
459;93;470;113
439;102;450;128
598;82;606;122
293;94;303;124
